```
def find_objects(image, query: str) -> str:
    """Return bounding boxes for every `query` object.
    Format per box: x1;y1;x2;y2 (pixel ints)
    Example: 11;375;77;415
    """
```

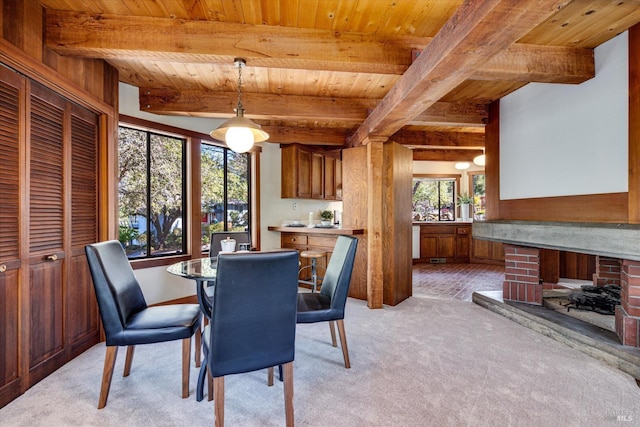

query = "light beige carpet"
1;296;639;426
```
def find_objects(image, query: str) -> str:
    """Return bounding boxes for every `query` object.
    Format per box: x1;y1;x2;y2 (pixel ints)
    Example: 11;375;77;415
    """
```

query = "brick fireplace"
474;221;640;347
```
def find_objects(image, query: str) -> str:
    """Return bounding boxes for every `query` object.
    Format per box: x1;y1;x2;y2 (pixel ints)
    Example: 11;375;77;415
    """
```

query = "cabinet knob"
46;254;58;261
0;264;6;273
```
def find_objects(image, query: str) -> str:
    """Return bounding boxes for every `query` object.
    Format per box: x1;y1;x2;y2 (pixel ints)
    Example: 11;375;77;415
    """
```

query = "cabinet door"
28;82;67;385
0;68;24;408
67;105;100;358
281;233;308;279
456;234;470;259
420;235;438;258
311;153;324;199
437;235;456;258
297;149;312;198
335;159;342;200
324;156;336;200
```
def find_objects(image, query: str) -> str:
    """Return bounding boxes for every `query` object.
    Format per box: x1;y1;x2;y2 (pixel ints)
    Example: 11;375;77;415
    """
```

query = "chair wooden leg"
267;367;274;386
329;321;337;347
123;345;135;377
208;367;214;402
195;322;202;368
98;346;118;409
336;319;351;369
283;362;294;427
182;337;191;398
214;376;224;427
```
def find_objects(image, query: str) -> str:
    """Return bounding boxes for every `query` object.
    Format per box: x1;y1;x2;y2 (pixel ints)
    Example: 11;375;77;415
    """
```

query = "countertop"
413;221;473;225
268;225;365;235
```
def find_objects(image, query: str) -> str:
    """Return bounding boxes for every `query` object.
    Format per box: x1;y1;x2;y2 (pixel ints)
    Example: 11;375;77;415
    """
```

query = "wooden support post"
366;137;385;309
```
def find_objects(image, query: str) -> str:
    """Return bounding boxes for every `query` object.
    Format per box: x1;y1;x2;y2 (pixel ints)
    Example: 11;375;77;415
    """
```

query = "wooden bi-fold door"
0;68;100;408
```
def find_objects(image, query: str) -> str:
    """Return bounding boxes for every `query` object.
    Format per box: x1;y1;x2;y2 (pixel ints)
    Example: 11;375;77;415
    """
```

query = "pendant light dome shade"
210;58;268;153
209;108;269;153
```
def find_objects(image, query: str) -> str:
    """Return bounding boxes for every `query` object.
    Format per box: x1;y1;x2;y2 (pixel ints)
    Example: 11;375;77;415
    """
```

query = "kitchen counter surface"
268;225;365;235
413;221;473;225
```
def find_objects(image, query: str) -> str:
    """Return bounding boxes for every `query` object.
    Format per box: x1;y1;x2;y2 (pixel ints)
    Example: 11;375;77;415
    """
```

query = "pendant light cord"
235;59;244;112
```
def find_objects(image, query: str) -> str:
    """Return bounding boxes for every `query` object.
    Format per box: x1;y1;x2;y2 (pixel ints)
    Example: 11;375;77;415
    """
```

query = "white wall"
500;32;629;200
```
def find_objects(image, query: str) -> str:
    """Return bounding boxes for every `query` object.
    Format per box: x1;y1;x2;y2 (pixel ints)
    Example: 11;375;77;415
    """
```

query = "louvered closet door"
0;67;25;408
67;104;99;358
28;82;66;385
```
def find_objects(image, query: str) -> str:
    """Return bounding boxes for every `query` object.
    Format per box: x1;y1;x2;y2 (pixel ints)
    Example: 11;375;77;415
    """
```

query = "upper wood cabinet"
281;144;342;200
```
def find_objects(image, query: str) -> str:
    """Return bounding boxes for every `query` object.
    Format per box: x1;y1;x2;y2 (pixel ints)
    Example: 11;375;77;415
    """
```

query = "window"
412;176;458;221
118;126;186;259
469;172;486;220
200;143;251;252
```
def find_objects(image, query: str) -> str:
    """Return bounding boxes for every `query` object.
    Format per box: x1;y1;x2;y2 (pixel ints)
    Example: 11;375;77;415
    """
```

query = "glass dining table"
167;257;217;318
167;257;217;402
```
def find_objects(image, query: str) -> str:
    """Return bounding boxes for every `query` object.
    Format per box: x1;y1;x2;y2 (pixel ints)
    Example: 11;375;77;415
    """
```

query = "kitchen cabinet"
281;144;341;200
311;153;324;199
416;223;471;263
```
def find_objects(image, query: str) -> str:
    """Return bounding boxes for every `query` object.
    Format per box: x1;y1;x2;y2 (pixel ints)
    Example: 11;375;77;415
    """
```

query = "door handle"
0;264;6;273
46;254;58;261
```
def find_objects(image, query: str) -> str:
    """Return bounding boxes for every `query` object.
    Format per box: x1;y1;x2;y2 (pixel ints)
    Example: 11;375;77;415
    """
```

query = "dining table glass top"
167;257;217;280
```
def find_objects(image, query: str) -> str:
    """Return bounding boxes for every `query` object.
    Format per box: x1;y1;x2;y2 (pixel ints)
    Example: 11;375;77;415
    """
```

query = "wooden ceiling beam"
260;126;347;146
347;0;575;147
140;88;487;127
45;9;593;84
412;149;485;162
390;130;485;148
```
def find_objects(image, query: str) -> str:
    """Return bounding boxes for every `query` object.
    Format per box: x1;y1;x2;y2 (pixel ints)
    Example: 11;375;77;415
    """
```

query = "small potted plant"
456;193;473;221
320;210;334;226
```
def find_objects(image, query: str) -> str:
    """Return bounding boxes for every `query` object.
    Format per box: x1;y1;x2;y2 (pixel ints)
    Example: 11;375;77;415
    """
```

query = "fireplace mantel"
473;220;640;262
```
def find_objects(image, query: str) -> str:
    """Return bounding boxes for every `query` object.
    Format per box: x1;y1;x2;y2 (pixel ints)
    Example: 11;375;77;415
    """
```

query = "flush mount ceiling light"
473;150;486;166
454;162;470;170
210;58;269;153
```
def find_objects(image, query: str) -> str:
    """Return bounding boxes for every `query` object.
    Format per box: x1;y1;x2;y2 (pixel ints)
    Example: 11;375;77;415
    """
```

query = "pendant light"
473;148;486;166
210;58;269;153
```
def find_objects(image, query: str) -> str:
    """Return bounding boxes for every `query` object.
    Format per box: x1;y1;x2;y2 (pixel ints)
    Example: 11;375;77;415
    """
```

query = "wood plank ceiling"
40;0;640;161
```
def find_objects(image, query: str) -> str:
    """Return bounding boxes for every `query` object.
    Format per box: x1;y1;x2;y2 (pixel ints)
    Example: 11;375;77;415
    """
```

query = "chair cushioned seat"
111;304;200;346
296;293;333;323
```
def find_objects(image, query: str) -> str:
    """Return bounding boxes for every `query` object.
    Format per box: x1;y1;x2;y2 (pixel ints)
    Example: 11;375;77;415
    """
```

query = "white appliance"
412;226;420;259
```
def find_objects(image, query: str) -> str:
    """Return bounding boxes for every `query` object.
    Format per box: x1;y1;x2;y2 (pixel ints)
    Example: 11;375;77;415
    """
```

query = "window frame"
118;115;259;269
412;174;461;222
200;141;252;254
468;171;486;220
118;125;188;261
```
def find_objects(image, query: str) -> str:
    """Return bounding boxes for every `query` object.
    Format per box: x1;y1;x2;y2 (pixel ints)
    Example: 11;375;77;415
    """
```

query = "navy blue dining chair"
200;250;299;426
296;235;358;368
85;240;201;408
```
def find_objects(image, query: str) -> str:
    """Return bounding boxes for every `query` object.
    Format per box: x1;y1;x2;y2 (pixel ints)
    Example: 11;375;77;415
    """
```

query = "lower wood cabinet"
417;224;471;263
